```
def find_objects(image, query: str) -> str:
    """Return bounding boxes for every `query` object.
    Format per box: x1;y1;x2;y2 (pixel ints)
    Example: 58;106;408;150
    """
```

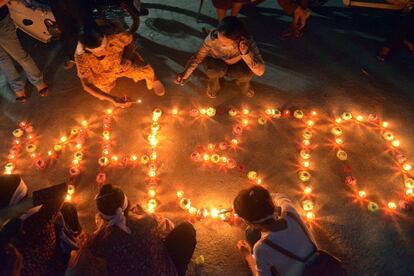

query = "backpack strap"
263;239;307;263
263;212;317;263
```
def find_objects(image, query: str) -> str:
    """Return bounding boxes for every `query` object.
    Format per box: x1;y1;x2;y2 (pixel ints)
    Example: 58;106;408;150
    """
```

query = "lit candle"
179;198;191;210
206;107;216;117
304;186;312;195
12;129;24;138
391;140;400;147
148;189;156;198
106;109;113;116
342;112;352;121
298;171;311;182
60;136;68;143
172;109;179;116
331;127;343;136
336;150;348;161
356;115;364;122
81;120;88;127
403;163;412;172
242;109;249;115
247;171;257;181
302;200;314;211
293;110;304;119
305;211;315;221
382;121;389;128
387;201;397;210
358;190;366;198
303;140;310;146
210;208;219;218
307;120;314;127
176;190;184;198
228;109;238;117
335;138;343;145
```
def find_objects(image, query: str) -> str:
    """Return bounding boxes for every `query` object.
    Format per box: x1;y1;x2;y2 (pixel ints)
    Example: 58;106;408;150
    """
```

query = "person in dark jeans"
49;0;96;69
176;16;265;98
211;0;248;21
377;2;414;61
70;184;196;276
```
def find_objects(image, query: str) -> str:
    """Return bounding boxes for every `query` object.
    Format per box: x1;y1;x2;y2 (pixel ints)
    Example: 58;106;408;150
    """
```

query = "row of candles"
4;107;412;220
181;107;319;223
331;112;413;212
3;120;90;202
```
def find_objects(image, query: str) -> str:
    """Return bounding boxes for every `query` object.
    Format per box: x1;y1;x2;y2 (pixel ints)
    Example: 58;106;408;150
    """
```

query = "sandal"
376;47;390;62
37;82;49;97
206;85;218;99
15;91;27;103
242;88;255;98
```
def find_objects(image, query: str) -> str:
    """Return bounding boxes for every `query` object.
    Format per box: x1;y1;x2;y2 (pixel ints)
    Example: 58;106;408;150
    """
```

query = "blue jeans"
0;15;43;94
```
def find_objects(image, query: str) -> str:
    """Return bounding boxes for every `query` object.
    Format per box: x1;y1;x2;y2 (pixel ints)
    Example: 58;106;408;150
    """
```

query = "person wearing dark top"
68;184;196;276
0;1;48;102
0;175;80;276
377;1;414;61
49;0;97;69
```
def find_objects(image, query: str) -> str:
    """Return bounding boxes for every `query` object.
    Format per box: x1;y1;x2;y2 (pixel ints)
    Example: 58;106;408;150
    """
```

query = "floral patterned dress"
75;32;155;93
85;213;178;276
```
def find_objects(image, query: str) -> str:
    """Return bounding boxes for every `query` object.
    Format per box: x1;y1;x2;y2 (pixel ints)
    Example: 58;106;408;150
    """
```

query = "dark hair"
96;184;126;216
78;26;104;49
233;186;275;223
217;16;248;41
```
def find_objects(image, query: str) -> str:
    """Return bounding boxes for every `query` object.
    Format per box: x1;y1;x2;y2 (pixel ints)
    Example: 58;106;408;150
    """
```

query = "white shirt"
253;194;315;276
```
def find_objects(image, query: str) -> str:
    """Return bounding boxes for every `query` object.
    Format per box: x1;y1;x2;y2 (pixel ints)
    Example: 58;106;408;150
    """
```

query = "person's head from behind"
95;184;130;218
79;26;106;56
217;16;248;46
233;185;276;230
0;174;28;209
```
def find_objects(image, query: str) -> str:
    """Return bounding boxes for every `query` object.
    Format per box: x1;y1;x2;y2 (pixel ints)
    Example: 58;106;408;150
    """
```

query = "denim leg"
0;46;25;93
0;16;43;88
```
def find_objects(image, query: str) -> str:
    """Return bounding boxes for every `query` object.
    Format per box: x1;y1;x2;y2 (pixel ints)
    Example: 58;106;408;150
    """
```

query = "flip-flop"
38;86;49;97
16;96;27;103
206;86;218;99
242;88;255;98
15;91;27;103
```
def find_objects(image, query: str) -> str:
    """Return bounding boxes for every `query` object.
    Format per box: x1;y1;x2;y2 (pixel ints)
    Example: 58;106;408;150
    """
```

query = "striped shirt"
182;30;265;79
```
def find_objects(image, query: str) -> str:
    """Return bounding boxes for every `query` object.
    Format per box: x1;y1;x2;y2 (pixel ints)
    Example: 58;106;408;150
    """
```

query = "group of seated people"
0;173;345;276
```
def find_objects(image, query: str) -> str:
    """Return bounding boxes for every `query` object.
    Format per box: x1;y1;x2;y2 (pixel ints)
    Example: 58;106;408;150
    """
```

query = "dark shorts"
212;0;249;9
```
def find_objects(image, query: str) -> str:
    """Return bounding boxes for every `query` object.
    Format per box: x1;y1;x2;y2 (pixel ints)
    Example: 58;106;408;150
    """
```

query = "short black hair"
96;184;126;216
78;26;104;49
217;16;248;41
233;185;275;223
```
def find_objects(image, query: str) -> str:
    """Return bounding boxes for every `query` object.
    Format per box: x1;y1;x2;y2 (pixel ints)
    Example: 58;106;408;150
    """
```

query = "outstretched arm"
80;78;118;104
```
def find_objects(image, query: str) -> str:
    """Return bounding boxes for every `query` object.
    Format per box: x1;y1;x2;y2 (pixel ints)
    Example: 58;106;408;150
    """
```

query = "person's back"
234;186;316;276
87;212;177;275
253;205;314;276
